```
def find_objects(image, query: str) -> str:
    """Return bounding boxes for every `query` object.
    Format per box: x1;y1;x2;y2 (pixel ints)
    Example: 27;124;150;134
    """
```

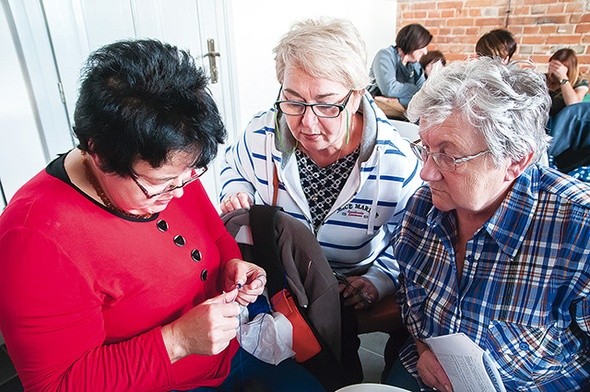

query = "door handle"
204;38;220;83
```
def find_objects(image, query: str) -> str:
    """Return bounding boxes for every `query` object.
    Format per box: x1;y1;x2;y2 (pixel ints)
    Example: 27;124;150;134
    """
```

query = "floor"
0;332;389;391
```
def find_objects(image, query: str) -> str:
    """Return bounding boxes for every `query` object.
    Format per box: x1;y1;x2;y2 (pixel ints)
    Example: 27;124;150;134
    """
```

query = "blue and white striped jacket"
220;93;423;299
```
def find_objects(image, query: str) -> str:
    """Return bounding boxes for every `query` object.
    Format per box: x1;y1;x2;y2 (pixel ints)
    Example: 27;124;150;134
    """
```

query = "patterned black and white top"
295;147;360;232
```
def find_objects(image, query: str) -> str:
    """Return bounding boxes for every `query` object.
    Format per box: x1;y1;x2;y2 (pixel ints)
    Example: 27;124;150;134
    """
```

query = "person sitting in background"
546;48;589;117
383;57;590;392
368;23;433;119
0;39;324;392
219;17;423;388
475;28;517;63
418;50;446;79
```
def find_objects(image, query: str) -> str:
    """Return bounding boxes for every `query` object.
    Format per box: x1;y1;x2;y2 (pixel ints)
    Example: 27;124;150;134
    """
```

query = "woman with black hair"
0;39;324;392
368;23;433;119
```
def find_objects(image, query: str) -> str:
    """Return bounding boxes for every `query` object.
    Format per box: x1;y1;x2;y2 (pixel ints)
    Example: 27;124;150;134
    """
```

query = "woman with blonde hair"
220;17;423;388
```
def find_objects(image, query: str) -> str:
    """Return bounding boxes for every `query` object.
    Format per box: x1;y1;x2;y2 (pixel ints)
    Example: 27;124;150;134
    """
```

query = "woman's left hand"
340;275;378;309
222;258;267;306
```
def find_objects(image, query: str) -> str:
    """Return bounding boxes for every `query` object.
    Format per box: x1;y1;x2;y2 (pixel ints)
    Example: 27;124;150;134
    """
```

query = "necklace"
82;158;152;219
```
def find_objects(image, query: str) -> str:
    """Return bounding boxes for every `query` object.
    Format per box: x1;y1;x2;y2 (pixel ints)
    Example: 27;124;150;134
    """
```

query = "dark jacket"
547;102;590;173
222;207;341;360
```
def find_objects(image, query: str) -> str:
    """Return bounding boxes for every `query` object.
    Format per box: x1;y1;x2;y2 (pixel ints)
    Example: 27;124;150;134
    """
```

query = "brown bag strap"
272;165;279;206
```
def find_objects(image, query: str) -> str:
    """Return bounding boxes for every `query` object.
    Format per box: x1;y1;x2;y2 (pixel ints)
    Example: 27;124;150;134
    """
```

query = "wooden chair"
355;295;403;334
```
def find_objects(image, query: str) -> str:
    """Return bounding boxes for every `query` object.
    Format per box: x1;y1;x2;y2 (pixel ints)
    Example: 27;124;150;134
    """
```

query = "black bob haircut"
73;39;226;176
396;24;432;55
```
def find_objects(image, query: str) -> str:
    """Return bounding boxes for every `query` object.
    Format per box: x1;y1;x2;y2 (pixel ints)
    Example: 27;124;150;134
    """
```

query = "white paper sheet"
425;333;506;392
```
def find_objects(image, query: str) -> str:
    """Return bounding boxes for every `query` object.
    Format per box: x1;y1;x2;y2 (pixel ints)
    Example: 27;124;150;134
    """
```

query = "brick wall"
397;0;590;79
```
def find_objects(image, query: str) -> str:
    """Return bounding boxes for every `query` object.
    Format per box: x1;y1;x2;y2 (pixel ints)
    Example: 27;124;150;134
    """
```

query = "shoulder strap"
249;204;285;297
272;165;279;206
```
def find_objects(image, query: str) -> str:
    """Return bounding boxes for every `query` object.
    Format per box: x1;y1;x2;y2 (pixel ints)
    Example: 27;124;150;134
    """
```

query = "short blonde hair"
273;17;370;91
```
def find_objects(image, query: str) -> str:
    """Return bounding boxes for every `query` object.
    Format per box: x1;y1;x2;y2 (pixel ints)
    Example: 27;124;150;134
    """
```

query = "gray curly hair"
407;57;551;165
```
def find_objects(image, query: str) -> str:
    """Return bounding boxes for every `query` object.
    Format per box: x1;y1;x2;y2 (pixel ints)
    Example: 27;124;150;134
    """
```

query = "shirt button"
200;269;208;281
156;219;169;232
191;249;202;262
173;235;186;247
519;342;529;350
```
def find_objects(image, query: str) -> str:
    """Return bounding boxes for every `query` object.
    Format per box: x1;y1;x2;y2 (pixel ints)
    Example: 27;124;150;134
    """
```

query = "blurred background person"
368;23;433;119
0;39;324;392
419;50;446;79
220;17;423;389
475;28;517;64
546;48;589;117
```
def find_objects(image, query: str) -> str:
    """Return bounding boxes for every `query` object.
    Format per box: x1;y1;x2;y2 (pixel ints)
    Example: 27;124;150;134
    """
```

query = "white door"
1;0;236;204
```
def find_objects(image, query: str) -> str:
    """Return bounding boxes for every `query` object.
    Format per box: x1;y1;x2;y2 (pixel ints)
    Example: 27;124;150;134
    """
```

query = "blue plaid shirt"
394;165;590;391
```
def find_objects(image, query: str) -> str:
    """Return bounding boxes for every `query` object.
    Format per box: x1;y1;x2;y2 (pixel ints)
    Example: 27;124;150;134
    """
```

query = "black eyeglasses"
131;166;208;198
410;142;489;171
274;89;353;118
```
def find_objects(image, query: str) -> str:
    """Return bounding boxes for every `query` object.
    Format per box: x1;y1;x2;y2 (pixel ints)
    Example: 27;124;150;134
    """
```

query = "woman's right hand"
220;192;253;214
548;59;568;80
416;341;453;392
161;290;240;363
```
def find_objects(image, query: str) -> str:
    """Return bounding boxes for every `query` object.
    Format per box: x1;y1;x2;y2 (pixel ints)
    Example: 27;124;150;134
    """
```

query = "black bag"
223;205;347;391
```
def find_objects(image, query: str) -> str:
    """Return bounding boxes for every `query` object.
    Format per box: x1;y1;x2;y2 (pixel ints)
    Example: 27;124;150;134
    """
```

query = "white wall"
229;0;397;132
0;3;48;204
0;0;398;204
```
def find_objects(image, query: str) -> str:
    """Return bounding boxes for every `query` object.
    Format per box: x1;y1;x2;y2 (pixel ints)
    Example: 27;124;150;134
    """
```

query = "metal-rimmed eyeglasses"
274;89;353;118
409;142;490;171
131;166;208;198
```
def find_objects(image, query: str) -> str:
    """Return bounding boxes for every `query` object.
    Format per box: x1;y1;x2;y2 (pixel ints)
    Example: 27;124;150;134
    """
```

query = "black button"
200;269;208;281
191;249;202;262
156;220;169;232
173;235;186;247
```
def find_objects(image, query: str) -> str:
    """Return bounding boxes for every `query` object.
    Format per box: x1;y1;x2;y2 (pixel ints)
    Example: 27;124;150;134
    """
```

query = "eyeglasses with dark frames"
131;166;208;199
409;142;490;171
274;89;353;118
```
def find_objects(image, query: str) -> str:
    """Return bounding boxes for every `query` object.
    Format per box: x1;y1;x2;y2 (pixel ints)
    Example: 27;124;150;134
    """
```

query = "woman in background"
419;50;446;79
368;23;433;119
475;28;517;63
546;48;589;117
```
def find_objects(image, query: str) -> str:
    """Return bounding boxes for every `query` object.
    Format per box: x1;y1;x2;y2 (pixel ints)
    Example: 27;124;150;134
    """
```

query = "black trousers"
301;300;363;391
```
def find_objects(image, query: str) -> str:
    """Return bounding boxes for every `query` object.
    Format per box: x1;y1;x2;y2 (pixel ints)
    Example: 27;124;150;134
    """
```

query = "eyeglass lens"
140;166;207;198
278;102;342;118
276;90;352;118
411;143;455;171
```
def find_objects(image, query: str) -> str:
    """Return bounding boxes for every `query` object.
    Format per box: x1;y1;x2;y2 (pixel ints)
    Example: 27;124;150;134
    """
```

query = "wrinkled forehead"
418;112;483;146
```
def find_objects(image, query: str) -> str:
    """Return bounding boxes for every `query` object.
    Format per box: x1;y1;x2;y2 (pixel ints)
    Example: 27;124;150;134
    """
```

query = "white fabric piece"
238;311;295;365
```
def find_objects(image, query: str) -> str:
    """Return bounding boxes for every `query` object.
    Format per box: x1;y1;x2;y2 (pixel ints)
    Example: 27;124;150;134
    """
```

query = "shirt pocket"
486;320;564;383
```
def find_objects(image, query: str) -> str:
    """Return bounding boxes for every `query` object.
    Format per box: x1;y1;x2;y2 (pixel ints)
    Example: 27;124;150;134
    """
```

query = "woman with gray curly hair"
385;57;590;391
